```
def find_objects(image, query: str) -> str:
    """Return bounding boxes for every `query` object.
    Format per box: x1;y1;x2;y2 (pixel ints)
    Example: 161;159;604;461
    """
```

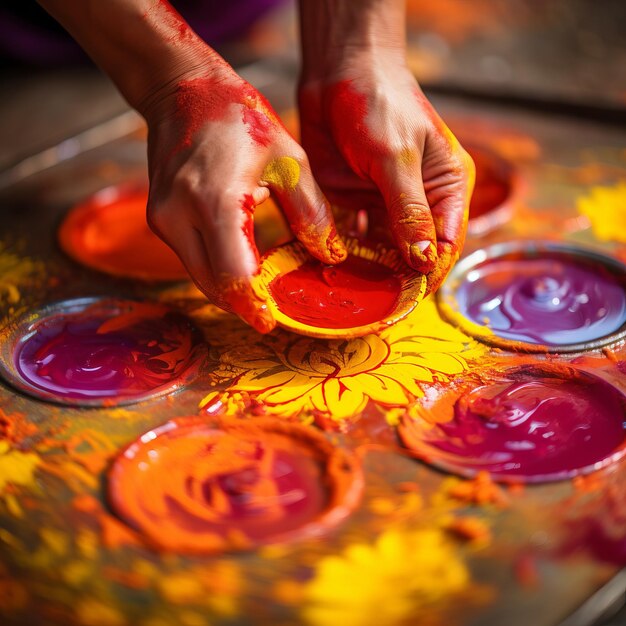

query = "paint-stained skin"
299;74;475;293
145;69;346;333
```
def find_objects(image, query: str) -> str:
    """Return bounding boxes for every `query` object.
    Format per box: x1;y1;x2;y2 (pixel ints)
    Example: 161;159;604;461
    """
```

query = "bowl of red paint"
398;363;626;483
259;237;427;338
465;145;516;236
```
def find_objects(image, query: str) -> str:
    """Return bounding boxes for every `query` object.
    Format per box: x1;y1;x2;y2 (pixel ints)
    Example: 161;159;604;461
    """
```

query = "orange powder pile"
59;187;189;281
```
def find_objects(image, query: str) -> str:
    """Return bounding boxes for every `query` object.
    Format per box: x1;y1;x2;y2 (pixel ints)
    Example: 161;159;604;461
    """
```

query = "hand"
144;68;346;333
299;53;474;293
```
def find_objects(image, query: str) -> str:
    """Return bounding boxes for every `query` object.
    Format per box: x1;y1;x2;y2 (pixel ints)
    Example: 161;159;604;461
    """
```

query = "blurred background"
1;0;625;174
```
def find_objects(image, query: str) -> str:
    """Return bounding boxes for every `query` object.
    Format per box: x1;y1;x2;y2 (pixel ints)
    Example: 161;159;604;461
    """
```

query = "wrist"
136;53;236;125
298;0;407;83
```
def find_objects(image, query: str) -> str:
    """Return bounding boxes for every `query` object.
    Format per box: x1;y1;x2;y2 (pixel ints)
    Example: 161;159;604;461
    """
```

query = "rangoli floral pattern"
200;298;488;422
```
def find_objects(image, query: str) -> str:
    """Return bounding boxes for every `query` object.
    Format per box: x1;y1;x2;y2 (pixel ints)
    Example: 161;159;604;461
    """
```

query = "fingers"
423;144;475;293
149;218;226;306
261;155;347;264
148;193;275;334
197;190;275;333
370;157;438;274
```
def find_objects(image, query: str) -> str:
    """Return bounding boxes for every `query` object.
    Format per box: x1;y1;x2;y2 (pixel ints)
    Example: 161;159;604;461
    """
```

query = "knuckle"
146;201;169;236
455;148;476;179
389;196;431;222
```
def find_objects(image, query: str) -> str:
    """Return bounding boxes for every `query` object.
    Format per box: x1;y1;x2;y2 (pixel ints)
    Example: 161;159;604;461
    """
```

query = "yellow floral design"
302;528;469;626
200;298;487;421
577;181;626;243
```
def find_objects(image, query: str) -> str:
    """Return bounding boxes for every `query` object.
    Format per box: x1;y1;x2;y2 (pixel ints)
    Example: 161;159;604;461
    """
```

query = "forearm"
37;0;232;116
298;0;407;82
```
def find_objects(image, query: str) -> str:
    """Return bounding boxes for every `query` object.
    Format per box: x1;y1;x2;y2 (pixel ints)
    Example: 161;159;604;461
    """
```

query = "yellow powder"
0;441;40;493
75;599;127;626
577;182;626;243
262;156;301;191
0;243;45;306
200;297;487;422
302;528;469;626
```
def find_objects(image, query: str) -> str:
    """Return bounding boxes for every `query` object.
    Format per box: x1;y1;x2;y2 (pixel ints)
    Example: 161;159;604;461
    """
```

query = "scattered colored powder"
261;157;301;191
108;417;363;553
14;301;204;403
58;187;189;281
302;528;469;626
0;243;45;306
442;472;509;507
577;181;626;244
400;365;626;480
0;441;40;493
467;146;513;221
269;256;401;329
455;255;626;346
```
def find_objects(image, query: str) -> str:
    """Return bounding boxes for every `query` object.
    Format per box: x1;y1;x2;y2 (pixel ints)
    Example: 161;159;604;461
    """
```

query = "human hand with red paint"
143;70;347;333
38;0;347;334
298;0;475;294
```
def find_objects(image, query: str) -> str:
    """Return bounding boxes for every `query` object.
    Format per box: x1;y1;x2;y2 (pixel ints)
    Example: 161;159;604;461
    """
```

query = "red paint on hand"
174;78;277;152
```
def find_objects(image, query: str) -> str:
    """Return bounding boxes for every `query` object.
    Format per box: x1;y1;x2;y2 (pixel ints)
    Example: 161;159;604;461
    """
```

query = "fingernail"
409;240;438;271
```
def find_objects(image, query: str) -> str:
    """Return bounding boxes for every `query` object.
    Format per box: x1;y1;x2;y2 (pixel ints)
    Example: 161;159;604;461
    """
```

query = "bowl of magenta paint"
0;297;207;407
437;240;626;353
398;363;626;483
259;236;427;338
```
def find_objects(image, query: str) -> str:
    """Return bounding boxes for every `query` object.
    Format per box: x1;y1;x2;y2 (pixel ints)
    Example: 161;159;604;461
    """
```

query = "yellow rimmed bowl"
259;236;427;339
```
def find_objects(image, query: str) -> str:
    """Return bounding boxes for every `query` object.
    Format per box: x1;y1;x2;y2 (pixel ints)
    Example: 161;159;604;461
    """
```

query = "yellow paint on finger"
262;156;301;191
397;147;417;166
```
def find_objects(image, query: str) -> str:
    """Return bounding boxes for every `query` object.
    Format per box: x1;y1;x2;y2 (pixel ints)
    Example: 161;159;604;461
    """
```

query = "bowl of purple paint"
437;241;626;353
0;297;207;407
398;363;626;483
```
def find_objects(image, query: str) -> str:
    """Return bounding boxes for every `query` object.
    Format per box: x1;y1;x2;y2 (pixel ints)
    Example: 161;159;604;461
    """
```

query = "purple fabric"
0;0;286;66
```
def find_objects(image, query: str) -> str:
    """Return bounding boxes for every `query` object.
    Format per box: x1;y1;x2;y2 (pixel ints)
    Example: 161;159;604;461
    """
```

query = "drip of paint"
59;188;188;281
456;257;626;345
15;303;202;401
403;366;625;479
269;256;401;329
108;417;362;553
467;146;512;220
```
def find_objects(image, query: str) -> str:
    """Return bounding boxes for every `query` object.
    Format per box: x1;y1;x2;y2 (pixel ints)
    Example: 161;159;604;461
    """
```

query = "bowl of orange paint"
259;237;427;338
58;183;190;281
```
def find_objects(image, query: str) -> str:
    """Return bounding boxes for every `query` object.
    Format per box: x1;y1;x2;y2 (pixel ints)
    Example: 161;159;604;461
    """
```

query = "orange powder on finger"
59;186;189;281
